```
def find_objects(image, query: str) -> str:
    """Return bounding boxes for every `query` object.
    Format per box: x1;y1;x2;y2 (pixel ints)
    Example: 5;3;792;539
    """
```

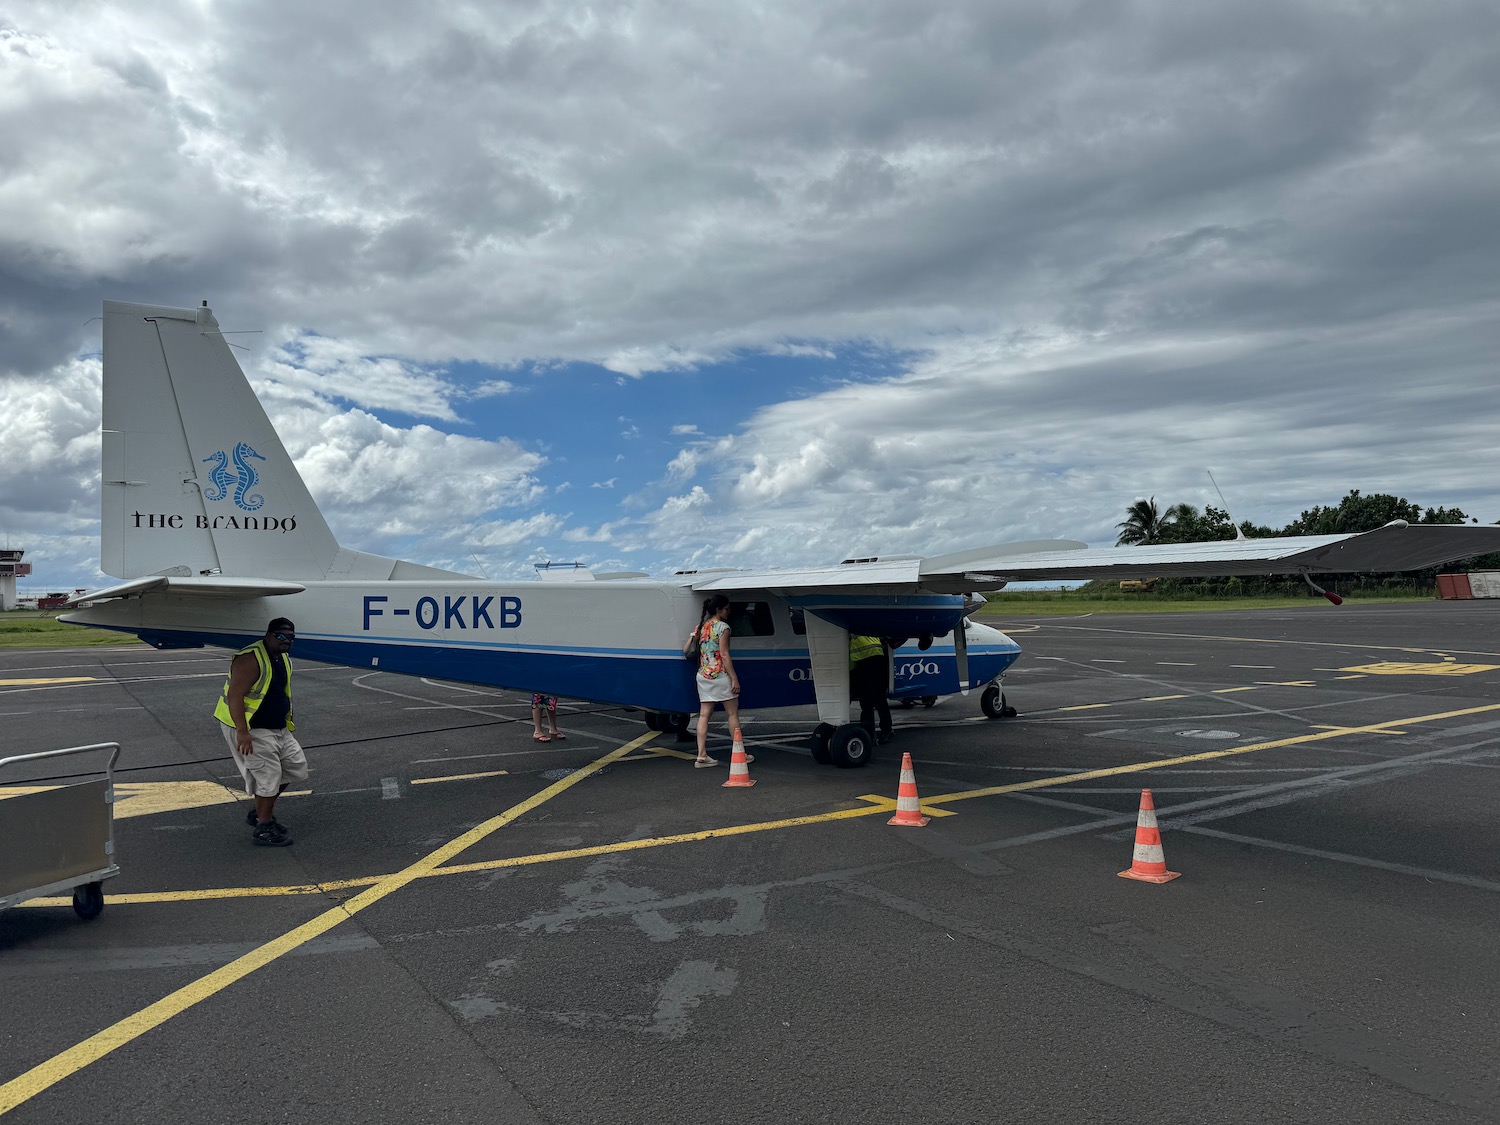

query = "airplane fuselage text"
362;595;521;631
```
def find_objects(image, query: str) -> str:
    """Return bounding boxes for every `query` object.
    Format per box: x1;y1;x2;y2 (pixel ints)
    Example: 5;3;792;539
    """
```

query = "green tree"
1158;504;1237;544
1280;490;1428;535
1116;497;1166;545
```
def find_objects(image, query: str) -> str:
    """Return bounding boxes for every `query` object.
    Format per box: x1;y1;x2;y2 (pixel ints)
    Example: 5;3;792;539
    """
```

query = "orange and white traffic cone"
722;729;756;788
1117;788;1180;883
887;751;930;827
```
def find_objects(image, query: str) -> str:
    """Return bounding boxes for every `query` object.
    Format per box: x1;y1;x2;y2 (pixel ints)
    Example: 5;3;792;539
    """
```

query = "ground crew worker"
214;618;308;846
849;633;893;744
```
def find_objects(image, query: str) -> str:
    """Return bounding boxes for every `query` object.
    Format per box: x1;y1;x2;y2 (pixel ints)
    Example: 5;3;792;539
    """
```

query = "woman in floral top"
683;594;744;768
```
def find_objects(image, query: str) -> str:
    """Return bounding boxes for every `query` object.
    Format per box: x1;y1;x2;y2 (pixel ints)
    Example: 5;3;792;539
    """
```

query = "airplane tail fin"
100;300;462;583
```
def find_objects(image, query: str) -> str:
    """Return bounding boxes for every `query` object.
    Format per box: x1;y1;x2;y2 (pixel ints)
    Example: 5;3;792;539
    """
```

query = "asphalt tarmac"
2;601;1499;1123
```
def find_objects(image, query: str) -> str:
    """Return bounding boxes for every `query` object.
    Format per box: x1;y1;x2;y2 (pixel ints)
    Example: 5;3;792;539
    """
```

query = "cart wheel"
921;696;937;708
72;881;105;920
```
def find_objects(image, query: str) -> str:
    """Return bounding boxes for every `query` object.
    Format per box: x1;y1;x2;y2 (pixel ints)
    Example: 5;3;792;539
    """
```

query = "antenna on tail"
1206;469;1248;541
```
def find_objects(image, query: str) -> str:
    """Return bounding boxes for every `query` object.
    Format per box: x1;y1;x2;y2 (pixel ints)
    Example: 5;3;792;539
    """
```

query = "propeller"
955;619;970;694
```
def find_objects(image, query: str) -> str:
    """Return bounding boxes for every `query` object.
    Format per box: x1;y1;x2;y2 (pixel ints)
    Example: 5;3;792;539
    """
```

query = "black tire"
899;698;916;709
643;711;663;731
72;881;104;920
828;723;874;769
981;685;1003;719
810;722;835;765
921;696;937;709
663;712;691;734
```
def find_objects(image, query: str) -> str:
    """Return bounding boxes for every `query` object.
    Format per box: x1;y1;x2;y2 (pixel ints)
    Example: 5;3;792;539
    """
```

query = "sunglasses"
272;632;296;642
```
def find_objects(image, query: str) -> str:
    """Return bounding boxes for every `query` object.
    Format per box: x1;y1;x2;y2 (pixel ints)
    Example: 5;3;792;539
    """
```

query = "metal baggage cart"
0;742;121;920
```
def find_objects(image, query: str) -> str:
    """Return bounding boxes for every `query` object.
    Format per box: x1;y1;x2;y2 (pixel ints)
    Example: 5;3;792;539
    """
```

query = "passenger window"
788;606;807;636
728;601;776;636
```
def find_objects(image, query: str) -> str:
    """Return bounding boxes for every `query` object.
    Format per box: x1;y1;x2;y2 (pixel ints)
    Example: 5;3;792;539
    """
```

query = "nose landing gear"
980;682;1016;719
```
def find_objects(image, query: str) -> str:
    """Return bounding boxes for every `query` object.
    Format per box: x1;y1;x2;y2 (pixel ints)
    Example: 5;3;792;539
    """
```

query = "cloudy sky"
3;0;1497;591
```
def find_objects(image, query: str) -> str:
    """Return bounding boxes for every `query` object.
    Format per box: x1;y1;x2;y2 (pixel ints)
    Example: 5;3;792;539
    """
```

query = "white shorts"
221;724;309;797
696;672;736;703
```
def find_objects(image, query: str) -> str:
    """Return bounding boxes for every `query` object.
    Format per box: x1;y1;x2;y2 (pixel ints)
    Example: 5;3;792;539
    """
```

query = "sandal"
533;733;552;742
551;731;566;740
693;756;719;768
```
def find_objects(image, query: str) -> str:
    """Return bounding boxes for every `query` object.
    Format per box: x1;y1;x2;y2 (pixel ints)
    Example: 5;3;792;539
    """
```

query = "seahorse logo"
231;442;267;511
200;450;233;502
200;442;268;511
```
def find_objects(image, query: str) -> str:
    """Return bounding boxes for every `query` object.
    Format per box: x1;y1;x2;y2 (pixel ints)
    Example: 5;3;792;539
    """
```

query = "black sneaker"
877;731;893;744
245;807;258;827
252;821;293;847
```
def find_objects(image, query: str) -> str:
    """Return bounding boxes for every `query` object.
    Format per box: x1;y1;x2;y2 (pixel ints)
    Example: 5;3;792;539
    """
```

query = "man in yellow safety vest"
214;618;307;846
849;634;893;745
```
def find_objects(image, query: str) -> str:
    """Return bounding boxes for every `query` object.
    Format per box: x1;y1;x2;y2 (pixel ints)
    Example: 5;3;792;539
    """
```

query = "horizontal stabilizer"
71;576;306;605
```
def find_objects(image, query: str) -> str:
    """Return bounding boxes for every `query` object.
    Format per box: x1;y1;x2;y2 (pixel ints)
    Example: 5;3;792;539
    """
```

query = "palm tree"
1116;497;1164;545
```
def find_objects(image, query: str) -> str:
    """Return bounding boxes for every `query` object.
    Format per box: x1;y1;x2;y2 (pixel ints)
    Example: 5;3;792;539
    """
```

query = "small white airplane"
61;300;1500;767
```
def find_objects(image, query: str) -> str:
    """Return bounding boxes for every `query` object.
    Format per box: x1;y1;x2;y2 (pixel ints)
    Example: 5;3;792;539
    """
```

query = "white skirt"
696;672;735;703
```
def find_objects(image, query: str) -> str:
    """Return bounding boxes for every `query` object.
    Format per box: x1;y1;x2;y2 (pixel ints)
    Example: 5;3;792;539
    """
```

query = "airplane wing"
690;523;1500;596
68;576;307;605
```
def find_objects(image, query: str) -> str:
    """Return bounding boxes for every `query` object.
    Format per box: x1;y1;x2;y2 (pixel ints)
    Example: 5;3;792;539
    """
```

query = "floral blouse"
698;619;729;678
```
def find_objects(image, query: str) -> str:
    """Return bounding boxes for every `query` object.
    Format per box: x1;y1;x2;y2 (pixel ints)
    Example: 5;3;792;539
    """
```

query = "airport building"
0;548;32;611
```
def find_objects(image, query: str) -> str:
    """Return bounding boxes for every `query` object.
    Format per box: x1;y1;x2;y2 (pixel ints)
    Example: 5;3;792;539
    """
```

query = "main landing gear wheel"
980;684;1016;719
828;723;874;769
72;881;104;920
662;712;693;741
644;711;662;731
921;696;937;709
810;722;834;765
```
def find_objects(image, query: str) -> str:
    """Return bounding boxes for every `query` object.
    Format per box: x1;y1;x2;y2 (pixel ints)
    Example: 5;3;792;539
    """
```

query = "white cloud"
4;2;1499;586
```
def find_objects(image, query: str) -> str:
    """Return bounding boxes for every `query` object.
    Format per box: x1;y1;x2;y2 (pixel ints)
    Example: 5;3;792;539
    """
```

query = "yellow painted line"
1334;675;1367;680
1211;687;1259;694
113;781;240;819
913;701;1500;809
21;700;1500;914
0;786;56;800
2;782;307;821
409;770;510;785
1341;662;1500;676
1142;694;1188;701
0;735;650;1116
0;676;95;686
623;745;698;762
1059;703;1111;711
1312;725;1405;736
1257;680;1316;687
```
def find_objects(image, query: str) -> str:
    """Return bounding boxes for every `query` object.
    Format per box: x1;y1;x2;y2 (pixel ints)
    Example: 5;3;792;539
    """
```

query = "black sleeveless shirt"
249;650;291;730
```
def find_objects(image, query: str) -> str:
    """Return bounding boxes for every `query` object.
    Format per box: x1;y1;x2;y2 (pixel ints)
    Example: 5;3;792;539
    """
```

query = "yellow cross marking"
0;782;308;821
855;794;957;818
1340;662;1500;676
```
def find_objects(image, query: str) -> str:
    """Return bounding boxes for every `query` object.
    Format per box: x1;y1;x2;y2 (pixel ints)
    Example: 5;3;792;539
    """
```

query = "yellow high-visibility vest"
212;640;295;731
849;634;883;667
